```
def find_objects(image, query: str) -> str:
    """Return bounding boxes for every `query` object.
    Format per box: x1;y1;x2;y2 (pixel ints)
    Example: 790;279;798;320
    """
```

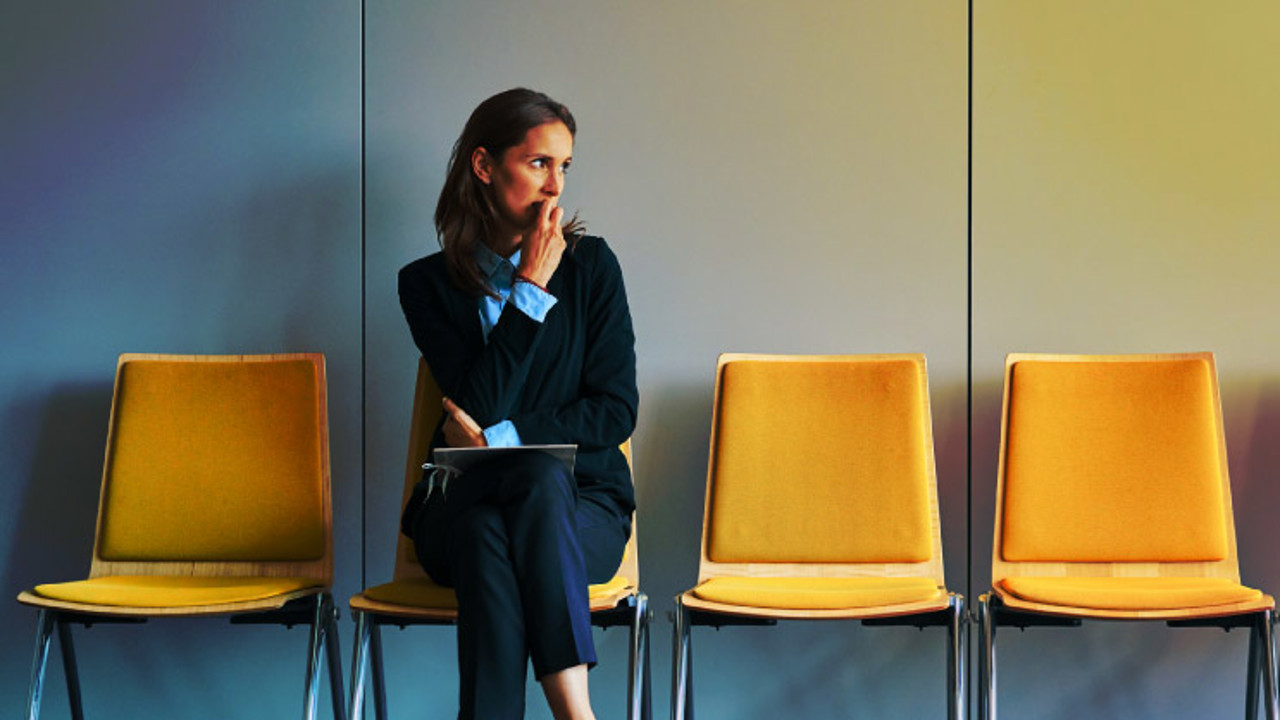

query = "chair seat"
998;576;1265;612
691;576;945;611
360;575;633;611
30;575;324;609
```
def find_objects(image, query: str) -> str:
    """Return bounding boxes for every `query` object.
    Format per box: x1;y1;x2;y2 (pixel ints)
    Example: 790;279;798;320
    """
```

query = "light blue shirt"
473;244;557;447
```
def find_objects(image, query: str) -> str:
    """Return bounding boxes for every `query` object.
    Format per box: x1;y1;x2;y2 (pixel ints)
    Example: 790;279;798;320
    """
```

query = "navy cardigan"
398;235;638;516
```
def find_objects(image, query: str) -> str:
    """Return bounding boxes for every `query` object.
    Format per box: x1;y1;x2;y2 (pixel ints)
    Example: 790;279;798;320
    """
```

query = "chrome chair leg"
26;609;56;720
978;595;996;720
303;595;327;720
324;598;347;720
370;622;388;720
1249;619;1262;720
1261;610;1278;720
55;619;85;720
672;597;693;720
627;594;650;720
348;612;370;720
947;595;966;720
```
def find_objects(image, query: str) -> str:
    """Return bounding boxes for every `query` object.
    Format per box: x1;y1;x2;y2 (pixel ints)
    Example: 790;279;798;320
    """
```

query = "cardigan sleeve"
508;237;639;450
398;257;545;428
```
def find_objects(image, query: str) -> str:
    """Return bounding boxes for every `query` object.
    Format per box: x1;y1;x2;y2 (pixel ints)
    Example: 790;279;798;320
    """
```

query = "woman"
398;88;638;720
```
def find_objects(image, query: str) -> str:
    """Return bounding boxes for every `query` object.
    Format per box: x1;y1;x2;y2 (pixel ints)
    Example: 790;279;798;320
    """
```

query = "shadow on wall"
4;383;114;653
1224;380;1280;589
633;379;715;613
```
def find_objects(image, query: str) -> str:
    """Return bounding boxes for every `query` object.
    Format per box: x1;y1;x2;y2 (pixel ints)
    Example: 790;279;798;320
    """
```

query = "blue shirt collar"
475;243;521;290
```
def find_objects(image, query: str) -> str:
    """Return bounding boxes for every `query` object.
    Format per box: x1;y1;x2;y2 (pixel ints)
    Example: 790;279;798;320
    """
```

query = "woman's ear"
471;147;494;185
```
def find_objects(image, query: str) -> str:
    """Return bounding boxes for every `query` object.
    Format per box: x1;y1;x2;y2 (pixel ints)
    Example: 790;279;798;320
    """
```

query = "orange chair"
347;359;651;720
672;354;964;720
978;352;1277;720
17;353;344;720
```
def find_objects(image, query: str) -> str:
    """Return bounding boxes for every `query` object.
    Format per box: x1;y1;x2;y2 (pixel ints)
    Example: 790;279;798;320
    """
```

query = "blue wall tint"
0;2;360;717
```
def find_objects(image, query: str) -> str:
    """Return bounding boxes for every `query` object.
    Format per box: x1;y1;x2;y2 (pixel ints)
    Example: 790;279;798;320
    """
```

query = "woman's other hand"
442;397;488;448
515;197;566;288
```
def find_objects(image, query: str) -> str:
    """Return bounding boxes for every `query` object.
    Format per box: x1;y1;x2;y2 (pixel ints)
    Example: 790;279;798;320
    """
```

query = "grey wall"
2;1;1278;719
1;2;360;717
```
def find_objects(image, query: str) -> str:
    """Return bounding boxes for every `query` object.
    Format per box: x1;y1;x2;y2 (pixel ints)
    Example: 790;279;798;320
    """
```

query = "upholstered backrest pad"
707;357;933;563
1001;358;1228;562
99;359;326;561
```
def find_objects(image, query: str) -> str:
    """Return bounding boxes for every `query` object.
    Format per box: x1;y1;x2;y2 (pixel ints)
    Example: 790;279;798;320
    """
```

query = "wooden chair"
672;353;965;720
17;353;345;720
978;352;1278;720
347;358;651;720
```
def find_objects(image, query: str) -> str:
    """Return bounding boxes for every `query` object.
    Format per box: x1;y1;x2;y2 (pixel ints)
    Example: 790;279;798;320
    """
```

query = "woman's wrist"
514;272;549;292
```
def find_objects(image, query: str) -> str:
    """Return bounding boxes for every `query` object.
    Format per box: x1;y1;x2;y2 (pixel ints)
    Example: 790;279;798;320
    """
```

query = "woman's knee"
496;451;576;510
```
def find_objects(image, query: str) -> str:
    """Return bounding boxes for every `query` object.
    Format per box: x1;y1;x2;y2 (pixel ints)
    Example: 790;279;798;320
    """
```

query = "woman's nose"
543;170;564;196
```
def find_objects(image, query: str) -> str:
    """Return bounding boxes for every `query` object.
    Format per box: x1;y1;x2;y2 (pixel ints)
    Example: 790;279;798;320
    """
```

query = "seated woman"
398;87;638;720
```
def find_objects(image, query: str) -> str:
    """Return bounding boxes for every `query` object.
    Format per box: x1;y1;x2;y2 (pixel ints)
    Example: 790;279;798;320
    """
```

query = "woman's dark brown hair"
435;88;585;297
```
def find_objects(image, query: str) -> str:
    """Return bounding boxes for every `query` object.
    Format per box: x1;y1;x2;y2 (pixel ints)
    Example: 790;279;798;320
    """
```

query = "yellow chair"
347;359;651;720
977;352;1278;720
672;353;965;720
17;353;345;720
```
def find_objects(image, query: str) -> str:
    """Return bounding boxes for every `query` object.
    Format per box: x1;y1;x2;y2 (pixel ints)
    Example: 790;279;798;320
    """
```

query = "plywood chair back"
393;359;639;595
696;353;945;588
991;353;1249;616
88;353;332;584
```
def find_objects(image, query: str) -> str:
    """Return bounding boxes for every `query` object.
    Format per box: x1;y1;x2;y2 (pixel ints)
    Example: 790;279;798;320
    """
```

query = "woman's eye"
560;163;571;174
531;158;548;169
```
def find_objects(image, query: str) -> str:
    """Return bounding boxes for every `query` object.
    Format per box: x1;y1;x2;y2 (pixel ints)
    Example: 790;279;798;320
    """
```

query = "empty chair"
978;352;1277;720
672;353;964;720
17;353;345;720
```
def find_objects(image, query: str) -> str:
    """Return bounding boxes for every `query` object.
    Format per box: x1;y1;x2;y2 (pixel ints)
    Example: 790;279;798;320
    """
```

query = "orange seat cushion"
98;359;327;562
998;577;1262;611
33;576;322;608
1001;358;1228;562
692;576;944;610
362;575;633;610
707;357;934;564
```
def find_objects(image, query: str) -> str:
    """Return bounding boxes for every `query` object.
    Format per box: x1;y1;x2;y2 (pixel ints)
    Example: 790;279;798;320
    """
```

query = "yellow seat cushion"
1001;358;1228;563
707;357;933;564
362;575;633;610
692;576;944;610
999;577;1262;611
99;359;327;562
33;576;322;608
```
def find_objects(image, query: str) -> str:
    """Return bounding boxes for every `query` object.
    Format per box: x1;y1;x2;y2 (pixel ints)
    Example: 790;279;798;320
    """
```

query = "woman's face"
472;120;574;235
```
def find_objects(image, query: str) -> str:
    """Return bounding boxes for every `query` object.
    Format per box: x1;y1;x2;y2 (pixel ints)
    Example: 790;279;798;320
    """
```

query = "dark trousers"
412;450;629;720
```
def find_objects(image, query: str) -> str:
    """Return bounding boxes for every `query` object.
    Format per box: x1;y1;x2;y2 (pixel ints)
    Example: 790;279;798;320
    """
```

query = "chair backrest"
393;358;639;588
90;353;332;583
696;353;946;585
991;352;1241;584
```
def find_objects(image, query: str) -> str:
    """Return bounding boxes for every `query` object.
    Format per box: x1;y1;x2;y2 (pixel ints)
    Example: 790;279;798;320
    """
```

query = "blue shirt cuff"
482;420;522;448
510;280;557;322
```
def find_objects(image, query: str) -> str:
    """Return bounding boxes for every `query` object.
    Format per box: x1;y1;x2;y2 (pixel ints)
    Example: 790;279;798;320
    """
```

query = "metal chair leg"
349;612;370;720
303;594;329;720
672;596;693;720
978;595;996;720
1249;619;1262;720
627;594;650;720
370;622;388;720
56;619;85;720
26;610;57;720
324;600;347;720
948;595;966;720
641;602;653;720
1261;610;1278;720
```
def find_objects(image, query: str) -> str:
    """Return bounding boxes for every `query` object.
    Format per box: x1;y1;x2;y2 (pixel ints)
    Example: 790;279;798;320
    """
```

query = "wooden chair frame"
17;353;345;720
977;352;1278;720
347;359;651;720
671;353;965;720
